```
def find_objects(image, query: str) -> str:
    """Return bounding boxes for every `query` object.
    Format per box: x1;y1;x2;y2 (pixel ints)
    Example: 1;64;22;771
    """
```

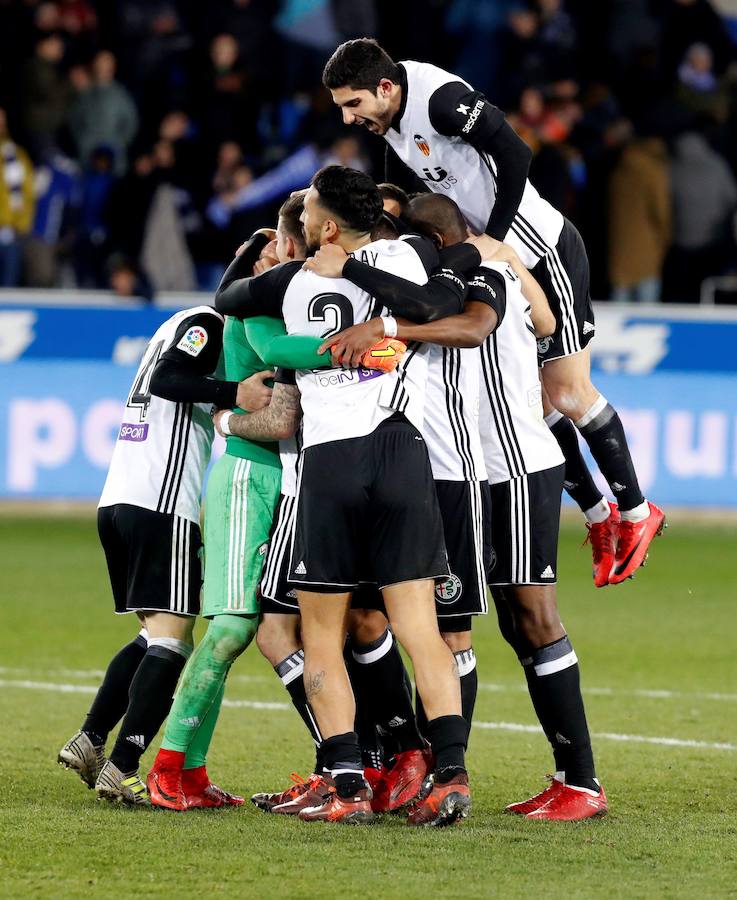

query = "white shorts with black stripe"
487;465;564;586
434;479;492;619
512;216;595;364
97;503;201;615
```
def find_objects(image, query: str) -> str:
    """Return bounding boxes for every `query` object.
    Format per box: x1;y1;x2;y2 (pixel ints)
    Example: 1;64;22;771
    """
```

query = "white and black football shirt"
99;306;226;524
383;60;564;267
470;262;564;483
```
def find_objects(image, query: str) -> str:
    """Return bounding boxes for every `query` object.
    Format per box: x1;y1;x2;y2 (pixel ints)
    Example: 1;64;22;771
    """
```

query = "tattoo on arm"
229;383;301;442
305;670;326;700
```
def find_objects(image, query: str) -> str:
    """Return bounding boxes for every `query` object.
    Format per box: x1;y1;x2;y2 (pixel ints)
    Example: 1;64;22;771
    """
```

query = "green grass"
1;513;736;898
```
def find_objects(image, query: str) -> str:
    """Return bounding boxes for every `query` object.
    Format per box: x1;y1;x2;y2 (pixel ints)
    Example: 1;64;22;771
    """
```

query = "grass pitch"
1;512;736;898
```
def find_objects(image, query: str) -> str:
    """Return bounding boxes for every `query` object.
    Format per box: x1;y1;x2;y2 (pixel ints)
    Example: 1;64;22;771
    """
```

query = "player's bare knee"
441;630;472;653
348;608;388;645
256;614;301;665
516;605;564;648
142;611;194;642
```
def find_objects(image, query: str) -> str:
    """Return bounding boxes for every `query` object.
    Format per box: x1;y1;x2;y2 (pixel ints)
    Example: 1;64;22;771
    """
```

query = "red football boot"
364;766;391;813
182;766;244;809
406;772;471;827
298;785;374;824
271;773;333;816
382;748;433;812
609;502;665;584
250;772;311;812
504;774;565;815
585;502;620;588
527;782;608;821
147;749;187;811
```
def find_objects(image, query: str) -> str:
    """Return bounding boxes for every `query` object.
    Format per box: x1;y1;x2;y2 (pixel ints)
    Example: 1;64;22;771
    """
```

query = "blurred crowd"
0;0;736;302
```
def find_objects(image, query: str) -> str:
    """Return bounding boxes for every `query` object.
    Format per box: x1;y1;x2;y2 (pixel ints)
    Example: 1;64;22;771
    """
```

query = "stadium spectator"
608;134;671;302
74;144;116;288
663;130;737;301
0;108;35;287
66;50;139;175
24;150;80;287
106;252;154;301
674;42;731;123
20;32;71;161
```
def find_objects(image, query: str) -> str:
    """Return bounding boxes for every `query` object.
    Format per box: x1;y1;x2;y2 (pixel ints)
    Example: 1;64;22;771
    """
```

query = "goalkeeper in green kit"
147;196;333;810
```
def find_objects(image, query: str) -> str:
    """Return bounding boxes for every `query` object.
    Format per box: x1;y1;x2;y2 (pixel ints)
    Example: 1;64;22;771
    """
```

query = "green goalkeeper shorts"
202;453;281;618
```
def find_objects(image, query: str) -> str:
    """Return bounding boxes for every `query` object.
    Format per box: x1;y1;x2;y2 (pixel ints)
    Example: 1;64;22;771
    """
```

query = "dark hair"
406;194;467;244
322;38;400;92
278;192;306;254
377;182;409;213
311;165;383;234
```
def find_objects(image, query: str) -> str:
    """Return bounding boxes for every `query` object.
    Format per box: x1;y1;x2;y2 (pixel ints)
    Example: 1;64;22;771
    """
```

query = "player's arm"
394;268;507;348
244;316;333;369
214;378;301;442
491;244;555;337
150;312;273;411
215;243;300;319
303;242;467;323
428;81;531;241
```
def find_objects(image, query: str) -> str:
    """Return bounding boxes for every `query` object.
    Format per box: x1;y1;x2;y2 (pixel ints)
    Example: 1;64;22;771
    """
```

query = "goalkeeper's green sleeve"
244;316;331;369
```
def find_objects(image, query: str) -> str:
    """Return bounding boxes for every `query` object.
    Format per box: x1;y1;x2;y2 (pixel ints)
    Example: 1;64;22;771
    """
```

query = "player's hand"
360;338;407;373
235;370;274;411
319;318;384;368
466;233;502;261
302;244;349;278
235;229;276;257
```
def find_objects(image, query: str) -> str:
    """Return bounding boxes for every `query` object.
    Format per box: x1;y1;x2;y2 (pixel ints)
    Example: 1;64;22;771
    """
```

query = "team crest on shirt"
177;326;208;357
435;573;463;605
414;133;431;156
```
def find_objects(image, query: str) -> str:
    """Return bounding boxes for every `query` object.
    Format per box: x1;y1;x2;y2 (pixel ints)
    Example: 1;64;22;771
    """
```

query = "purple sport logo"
119;422;149;442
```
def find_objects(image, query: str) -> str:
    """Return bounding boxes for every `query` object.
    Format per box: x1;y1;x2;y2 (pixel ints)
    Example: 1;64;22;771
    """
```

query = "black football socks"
544;409;605;514
425;715;468;783
574;396;645;515
82;629;148;747
521;636;597;791
275;649;326;773
321;732;365;798
349;629;425;754
454;648;478;739
109;638;191;774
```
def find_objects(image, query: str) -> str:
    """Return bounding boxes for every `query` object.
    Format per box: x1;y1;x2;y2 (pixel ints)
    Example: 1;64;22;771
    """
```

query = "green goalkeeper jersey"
222;314;329;466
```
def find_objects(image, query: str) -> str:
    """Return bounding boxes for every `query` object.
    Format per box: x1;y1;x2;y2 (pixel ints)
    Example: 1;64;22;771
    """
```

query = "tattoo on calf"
305;670;326;700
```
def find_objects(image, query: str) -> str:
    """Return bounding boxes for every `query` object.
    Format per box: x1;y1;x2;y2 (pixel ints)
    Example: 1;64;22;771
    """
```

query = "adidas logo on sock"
179;716;200;728
555;732;571;745
611;482;627;491
387;716;407;728
295;561;307;576
125;734;145;749
541;565;555;579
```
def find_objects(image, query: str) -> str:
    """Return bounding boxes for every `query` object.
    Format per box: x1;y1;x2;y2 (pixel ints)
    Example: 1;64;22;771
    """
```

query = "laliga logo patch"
414;134;431;157
177;326;208;357
435;573;463;605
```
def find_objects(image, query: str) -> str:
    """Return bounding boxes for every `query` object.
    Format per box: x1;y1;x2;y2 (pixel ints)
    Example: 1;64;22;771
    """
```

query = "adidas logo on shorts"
540;565;555;579
295;561;307;576
583;321;595;335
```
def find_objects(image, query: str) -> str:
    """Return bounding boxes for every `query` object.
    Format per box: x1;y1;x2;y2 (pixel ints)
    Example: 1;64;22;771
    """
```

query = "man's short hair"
278;193;306;255
322;38;401;92
311;165;383;234
377;183;409;215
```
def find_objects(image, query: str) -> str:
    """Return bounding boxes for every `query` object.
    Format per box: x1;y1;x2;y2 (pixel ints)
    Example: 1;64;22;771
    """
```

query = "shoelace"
583;520;615;562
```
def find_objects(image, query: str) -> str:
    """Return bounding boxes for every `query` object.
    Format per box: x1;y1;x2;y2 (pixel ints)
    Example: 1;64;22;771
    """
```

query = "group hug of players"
57;39;665;827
